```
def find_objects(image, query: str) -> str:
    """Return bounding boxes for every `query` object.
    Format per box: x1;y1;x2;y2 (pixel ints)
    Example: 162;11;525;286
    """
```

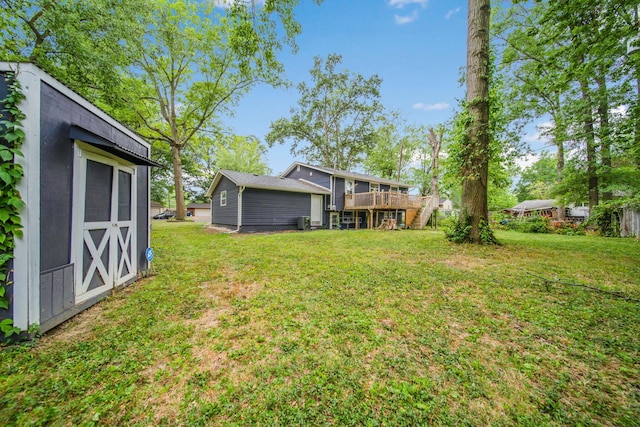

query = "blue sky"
221;0;471;175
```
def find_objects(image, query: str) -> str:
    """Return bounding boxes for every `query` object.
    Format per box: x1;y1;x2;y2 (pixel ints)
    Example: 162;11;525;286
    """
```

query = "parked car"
153;211;176;220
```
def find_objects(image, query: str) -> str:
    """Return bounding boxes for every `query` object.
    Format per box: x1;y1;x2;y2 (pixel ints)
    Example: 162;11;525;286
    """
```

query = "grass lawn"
1;222;639;426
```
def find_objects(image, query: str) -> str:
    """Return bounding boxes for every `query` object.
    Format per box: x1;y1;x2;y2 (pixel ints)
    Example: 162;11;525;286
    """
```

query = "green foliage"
515;152;558;202
212;135;271;176
266;53;384;170
0;73;25;337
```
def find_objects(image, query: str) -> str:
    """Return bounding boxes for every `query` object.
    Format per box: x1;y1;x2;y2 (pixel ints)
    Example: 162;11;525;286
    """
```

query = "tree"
266;54;384;170
0;0;150;112
455;0;495;244
213;135;272;175
127;0;304;220
514;152;558;202
364;119;421;182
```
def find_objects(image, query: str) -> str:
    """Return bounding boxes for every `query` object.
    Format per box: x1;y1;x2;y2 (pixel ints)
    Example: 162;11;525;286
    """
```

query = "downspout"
232;186;245;233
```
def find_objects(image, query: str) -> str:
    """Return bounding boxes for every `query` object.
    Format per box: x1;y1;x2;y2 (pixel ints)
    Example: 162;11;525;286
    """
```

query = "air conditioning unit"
297;216;310;230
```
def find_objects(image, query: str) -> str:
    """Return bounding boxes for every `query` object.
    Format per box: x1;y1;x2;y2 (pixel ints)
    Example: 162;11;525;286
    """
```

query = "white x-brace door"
72;148;137;303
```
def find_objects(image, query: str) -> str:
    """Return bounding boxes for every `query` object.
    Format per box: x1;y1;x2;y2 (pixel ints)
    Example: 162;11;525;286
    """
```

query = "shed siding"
39;82;150;273
39;83;75;271
0;74;14;325
136;166;149;271
284;165;331;188
242;188;311;232
211;176;238;227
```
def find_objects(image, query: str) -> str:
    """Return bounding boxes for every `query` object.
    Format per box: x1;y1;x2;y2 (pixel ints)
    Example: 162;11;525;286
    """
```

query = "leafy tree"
0;0;151;113
213;134;272;175
126;0;306;220
364;118;422;182
514;152;557;202
266;54;384;170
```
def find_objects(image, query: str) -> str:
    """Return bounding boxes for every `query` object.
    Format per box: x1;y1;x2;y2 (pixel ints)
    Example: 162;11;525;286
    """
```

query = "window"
390;186;399;192
370;183;380;192
220;190;227;206
345;179;354;195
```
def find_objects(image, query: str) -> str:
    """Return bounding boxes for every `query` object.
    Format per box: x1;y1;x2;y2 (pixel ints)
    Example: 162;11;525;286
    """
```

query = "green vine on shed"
0;72;26;338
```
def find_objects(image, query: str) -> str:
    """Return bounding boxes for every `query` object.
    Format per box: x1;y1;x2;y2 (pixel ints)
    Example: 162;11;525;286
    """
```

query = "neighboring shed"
0;63;157;334
206;170;331;232
504;200;558;218
186;202;211;221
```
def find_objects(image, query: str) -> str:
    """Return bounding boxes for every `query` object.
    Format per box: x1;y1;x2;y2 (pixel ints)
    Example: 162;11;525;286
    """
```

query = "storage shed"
0;63;156;334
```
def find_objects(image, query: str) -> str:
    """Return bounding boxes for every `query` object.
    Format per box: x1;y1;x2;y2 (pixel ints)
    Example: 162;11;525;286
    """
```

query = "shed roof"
187;203;210;209
282;162;412;188
206;170;331;197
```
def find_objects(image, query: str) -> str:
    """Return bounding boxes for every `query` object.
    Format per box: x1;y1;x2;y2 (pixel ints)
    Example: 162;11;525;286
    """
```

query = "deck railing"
344;191;427;210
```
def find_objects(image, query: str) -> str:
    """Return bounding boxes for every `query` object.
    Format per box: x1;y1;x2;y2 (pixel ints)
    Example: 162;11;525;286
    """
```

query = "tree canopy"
266;54;384;170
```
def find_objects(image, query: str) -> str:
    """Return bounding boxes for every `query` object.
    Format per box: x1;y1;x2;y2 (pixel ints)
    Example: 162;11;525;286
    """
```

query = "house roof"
505;199;557;212
187;203;210;209
150;201;164;207
282;162;412;188
206;170;331;197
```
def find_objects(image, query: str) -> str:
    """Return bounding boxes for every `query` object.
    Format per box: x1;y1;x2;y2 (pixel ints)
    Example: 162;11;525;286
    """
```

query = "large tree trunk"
578;76;599;210
171;144;187;220
460;0;491;243
596;66;612;203
428;127;443;219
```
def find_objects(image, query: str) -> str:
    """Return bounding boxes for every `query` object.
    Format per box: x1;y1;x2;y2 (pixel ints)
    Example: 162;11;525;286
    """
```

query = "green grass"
1;222;639;426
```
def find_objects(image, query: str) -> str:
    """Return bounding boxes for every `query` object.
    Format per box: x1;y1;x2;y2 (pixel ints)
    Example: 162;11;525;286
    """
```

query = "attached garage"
0;63;157;335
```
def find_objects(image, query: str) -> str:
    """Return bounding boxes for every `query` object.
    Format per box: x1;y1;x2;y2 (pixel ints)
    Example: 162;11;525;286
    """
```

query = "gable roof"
282;162;412;188
206;170;331;197
505;199;557;212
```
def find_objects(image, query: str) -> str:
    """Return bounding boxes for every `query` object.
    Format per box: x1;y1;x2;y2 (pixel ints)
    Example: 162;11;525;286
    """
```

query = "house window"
390;186;399;192
345;179;354;195
220;190;227;206
370;183;380;192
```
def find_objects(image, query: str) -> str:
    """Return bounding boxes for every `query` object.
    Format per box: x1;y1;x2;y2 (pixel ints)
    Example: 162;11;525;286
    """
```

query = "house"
504;200;589;222
186;202;211;221
0;63;157;334
206;169;331;232
206;163;438;232
150;201;164;217
439;198;454;212
281;162;437;230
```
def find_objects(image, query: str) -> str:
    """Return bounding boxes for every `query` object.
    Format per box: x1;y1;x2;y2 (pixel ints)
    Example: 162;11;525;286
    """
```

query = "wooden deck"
344;192;427;210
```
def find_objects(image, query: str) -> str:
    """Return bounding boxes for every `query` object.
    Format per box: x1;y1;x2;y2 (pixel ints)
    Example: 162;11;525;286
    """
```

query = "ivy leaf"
0;146;13;161
0;211;9;222
0;170;11;184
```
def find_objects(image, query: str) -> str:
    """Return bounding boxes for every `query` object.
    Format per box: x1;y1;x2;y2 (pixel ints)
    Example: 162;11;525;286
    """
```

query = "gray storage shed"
0;63;156;334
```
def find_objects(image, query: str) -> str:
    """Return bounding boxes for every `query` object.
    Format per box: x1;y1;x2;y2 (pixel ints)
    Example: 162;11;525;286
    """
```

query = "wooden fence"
621;207;640;238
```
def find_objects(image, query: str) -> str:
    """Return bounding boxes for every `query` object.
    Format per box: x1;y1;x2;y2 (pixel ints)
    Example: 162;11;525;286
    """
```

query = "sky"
220;0;474;175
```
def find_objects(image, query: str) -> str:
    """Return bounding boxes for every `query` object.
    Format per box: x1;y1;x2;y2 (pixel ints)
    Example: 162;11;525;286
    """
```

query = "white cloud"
388;0;428;8
395;12;419;25
412;102;450;111
445;7;461;20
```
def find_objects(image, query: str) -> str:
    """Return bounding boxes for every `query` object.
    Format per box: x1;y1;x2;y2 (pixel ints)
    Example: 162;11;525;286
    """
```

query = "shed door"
73;151;137;303
311;195;323;226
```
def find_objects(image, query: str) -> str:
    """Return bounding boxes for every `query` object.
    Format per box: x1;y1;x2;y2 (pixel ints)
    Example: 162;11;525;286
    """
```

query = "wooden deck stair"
409;196;438;229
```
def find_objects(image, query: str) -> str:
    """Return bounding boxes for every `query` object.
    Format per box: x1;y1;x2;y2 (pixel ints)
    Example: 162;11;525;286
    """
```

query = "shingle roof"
207;170;331;196
284;162;412;188
187;203;210;209
506;200;557;211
